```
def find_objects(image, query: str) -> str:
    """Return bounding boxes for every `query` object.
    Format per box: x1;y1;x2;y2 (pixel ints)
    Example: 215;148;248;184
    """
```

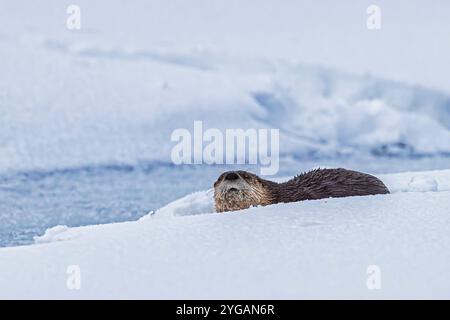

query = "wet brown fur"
214;168;390;213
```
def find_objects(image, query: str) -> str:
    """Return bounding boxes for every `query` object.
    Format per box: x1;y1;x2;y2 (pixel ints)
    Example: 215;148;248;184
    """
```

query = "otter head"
213;170;276;213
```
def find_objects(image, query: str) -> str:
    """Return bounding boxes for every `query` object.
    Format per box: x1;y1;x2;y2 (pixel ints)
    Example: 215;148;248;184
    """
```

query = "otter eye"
241;172;250;179
214;173;226;186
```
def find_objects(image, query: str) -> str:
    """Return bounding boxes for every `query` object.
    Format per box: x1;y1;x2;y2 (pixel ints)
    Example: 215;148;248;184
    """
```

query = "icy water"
0;163;218;247
0;157;449;248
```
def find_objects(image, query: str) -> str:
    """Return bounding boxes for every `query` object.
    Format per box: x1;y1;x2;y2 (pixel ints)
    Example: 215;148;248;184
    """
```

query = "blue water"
0;163;221;247
1;157;449;248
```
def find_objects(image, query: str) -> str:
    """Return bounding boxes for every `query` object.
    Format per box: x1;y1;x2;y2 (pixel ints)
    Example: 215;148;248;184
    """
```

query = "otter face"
213;170;269;213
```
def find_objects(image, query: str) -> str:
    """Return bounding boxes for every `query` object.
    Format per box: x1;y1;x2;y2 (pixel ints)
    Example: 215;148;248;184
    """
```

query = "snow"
34;225;74;244
406;175;439;193
1;0;450;297
1;1;450;173
380;170;450;193
0;169;449;299
145;190;215;219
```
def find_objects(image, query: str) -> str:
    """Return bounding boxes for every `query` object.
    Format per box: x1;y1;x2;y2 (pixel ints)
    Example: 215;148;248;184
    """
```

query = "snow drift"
1;0;450;298
1;169;449;299
2;1;450;173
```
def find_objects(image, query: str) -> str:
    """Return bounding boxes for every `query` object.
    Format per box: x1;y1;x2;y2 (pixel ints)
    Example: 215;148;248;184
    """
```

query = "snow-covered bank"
2;0;450;248
2;1;450;173
1;169;449;299
151;169;450;218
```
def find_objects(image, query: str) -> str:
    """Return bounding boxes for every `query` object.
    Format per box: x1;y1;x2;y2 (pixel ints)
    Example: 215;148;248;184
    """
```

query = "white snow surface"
1;0;450;299
1;0;450;173
1;169;450;299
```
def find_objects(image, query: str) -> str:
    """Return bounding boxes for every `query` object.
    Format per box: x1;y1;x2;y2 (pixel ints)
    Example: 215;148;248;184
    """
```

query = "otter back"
276;168;390;203
213;168;390;213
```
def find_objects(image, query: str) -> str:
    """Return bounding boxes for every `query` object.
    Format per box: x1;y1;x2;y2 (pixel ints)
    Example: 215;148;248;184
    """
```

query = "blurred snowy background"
0;0;449;247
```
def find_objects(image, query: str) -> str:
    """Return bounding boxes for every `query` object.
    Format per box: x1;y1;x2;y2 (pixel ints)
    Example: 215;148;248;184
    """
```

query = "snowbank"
151;169;450;218
1;169;449;299
2;1;450;173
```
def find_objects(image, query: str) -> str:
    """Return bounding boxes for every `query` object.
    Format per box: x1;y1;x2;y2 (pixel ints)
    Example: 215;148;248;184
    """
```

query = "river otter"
214;168;390;212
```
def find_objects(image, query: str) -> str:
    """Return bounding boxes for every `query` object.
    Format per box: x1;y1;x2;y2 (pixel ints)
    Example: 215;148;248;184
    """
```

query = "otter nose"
224;172;239;181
